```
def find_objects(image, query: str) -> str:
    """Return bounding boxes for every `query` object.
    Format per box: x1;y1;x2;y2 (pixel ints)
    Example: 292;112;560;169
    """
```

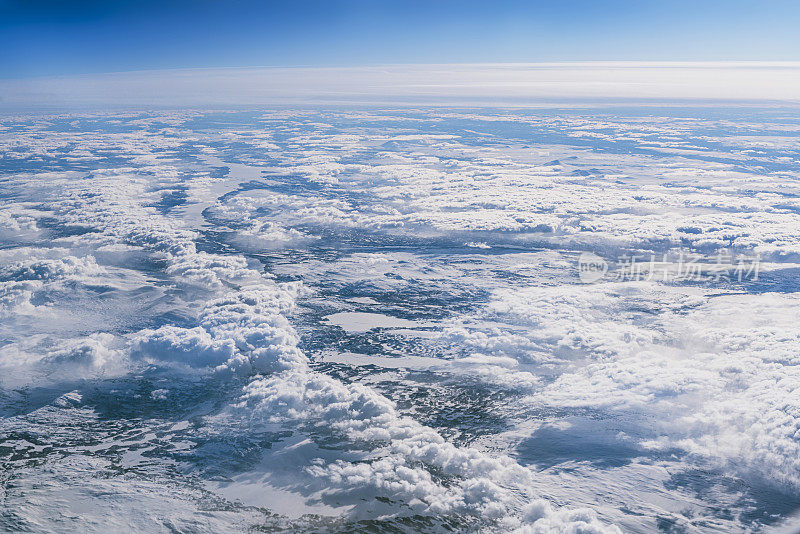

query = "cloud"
2;63;800;108
3;105;799;530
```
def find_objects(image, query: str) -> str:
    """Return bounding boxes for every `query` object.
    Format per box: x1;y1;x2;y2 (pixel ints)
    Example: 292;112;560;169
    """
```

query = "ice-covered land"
2;105;800;532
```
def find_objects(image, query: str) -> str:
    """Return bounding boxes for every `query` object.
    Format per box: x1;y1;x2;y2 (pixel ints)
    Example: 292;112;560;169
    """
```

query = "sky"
2;0;800;79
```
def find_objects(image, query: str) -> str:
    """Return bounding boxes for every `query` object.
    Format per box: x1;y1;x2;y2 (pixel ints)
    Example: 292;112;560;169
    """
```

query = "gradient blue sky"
1;0;799;79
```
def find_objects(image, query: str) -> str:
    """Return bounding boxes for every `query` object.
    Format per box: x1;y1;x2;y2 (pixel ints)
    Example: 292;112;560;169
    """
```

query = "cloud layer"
2;62;800;108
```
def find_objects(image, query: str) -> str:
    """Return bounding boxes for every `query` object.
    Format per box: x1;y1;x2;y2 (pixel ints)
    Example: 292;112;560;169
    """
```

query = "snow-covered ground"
2;105;800;532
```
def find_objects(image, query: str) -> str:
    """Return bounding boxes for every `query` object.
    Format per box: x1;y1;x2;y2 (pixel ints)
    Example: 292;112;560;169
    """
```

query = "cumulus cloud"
471;282;800;493
3;105;799;531
0;333;126;388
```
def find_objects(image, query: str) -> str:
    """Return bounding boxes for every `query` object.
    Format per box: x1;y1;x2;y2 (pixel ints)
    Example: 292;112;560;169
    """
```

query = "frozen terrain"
2;104;800;532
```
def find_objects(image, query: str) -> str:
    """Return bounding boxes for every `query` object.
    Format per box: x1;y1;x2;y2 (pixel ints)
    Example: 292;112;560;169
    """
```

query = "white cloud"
2;63;800;108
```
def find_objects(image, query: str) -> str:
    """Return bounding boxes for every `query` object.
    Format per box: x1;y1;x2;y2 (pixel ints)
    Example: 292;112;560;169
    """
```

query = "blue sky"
1;0;799;78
